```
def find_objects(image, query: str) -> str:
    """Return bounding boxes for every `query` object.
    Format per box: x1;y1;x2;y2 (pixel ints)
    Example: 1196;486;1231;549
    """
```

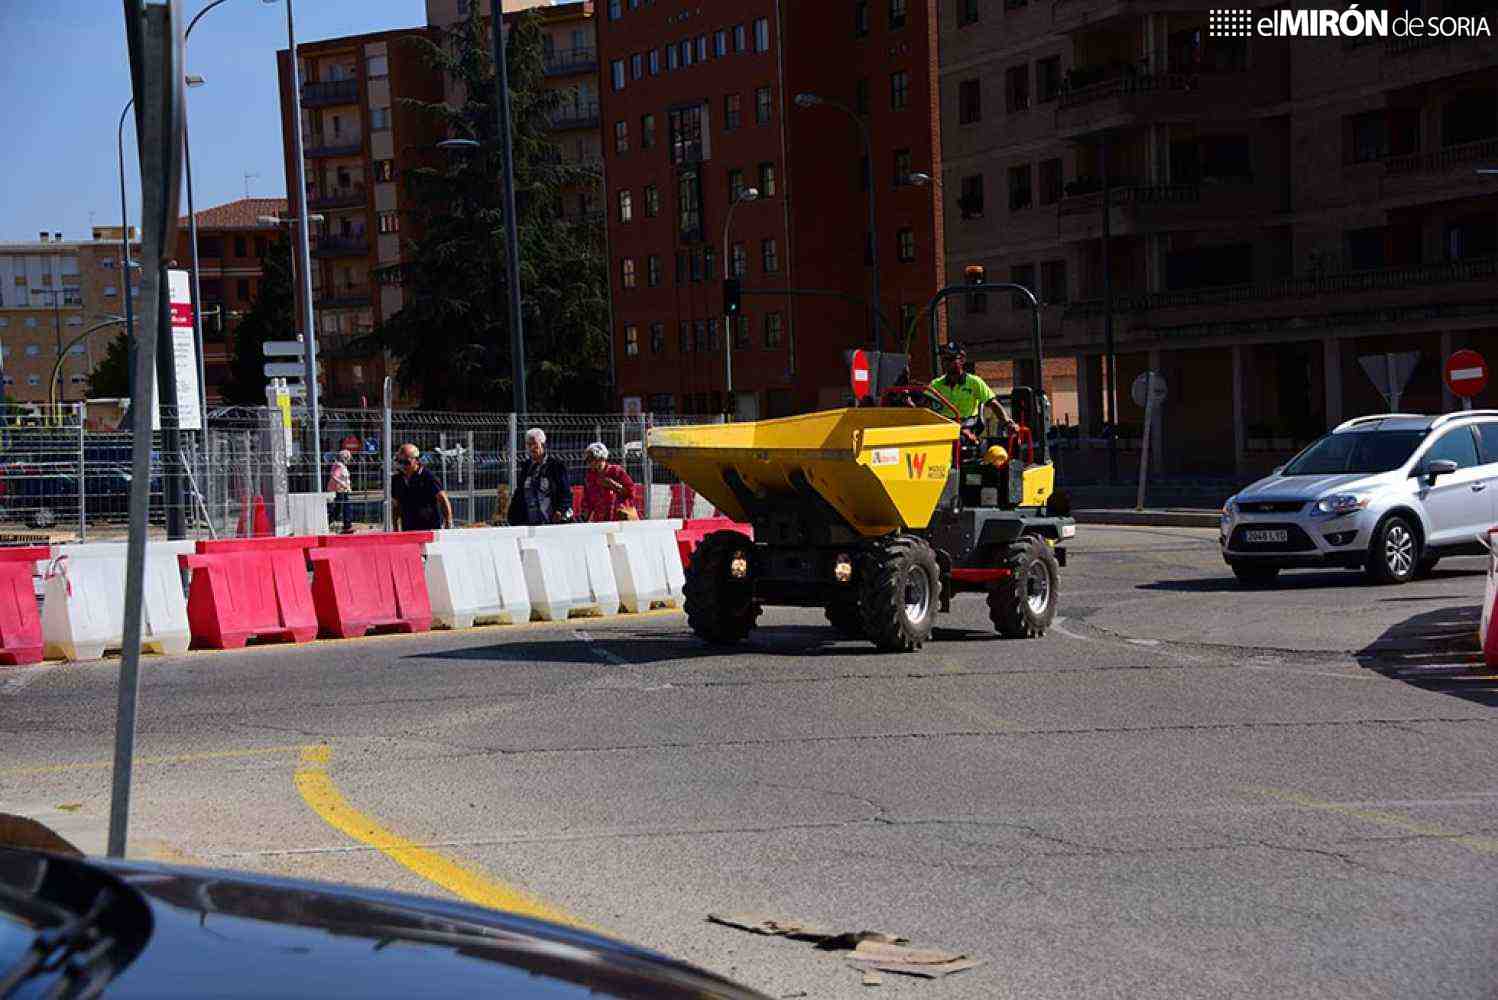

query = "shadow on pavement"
1354;604;1497;708
1140;567;1484;594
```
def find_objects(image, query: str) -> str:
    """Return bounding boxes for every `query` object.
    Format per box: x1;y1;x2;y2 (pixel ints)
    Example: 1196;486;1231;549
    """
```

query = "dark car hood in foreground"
1;850;766;999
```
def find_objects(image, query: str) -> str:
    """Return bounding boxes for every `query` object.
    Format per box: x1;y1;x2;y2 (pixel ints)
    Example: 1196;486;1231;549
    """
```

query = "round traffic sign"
340;435;362;453
850;349;872;400
1131;370;1168;408
1444;349;1488;398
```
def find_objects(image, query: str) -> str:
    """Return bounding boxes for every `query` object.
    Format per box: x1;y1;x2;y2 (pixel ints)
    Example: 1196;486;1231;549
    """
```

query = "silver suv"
1221;411;1498;585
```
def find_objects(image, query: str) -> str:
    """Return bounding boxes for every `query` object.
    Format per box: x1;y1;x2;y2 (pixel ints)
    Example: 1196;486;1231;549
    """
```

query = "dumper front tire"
684;530;760;645
858;535;939;652
989;536;1059;638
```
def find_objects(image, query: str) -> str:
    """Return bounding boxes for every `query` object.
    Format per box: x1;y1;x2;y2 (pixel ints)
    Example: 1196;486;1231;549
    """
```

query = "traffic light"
723;277;742;316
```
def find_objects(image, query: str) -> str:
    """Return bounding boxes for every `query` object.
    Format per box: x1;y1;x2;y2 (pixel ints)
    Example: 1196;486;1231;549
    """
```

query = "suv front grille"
1238;500;1306;514
1229;523;1316;552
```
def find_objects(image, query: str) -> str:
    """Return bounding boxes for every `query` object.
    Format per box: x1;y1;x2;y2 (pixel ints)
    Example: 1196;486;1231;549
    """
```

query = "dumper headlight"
833;553;854;583
729;551;750;579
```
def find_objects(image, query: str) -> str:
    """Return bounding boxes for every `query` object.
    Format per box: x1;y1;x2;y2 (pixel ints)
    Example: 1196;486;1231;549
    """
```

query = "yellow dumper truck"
648;276;1075;653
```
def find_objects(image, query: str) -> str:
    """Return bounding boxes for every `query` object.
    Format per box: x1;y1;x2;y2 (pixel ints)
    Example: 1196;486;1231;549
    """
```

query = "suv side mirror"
1271;466;1285;476
1421;458;1459;484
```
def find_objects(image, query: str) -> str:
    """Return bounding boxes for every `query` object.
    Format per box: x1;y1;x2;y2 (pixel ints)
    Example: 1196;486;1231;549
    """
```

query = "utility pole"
284;0;321;475
491;0;528;414
1101;137;1118;485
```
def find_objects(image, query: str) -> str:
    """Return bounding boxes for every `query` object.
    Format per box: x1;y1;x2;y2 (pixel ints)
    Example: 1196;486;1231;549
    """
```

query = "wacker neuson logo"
1209;6;1491;38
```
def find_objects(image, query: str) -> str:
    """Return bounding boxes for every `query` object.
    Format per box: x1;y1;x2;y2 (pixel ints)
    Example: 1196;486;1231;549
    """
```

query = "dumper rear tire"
858;535;939;652
684;530;760;645
990;536;1059;638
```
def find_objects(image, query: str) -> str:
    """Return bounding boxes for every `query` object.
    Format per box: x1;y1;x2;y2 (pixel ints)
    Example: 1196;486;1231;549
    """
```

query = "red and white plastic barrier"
0;547;48;665
182;537;319;650
1482;527;1498;668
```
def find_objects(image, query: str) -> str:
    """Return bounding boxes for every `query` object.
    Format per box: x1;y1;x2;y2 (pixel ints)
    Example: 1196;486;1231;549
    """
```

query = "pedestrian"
509;428;573;525
579;442;638;522
326;448;355;534
391;443;453;532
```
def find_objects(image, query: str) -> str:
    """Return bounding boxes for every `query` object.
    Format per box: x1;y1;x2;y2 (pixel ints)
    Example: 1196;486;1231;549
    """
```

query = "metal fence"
0;402;712;544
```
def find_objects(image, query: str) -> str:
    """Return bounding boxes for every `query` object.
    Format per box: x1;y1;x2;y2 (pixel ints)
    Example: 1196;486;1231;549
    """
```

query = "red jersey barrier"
309;532;433;638
675;518;753;569
0;547;49;665
181;537;319;650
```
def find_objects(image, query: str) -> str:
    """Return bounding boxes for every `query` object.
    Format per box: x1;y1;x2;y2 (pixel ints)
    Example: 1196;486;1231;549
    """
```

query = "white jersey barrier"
519;523;621;621
426;527;532;630
601;519;684;612
288;492;333;537
41;540;193;661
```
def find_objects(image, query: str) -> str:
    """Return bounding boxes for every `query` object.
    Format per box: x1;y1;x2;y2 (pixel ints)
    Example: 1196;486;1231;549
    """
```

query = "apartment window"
901;304;918;340
230;235;245;258
959;79;981;123
729;168;746;201
669;104;704;164
725;93;742;130
716;29;728;56
1037;57;1061;103
967;290;988;314
1008;164;1033;210
697;35;709;61
732;242;748;277
761;238;780;273
755;86;772;125
24;344;40;355
1005;65;1030;112
681;39;693;67
667;44;679;70
255;236;268;256
614;119;629;153
691;248;704;283
621;257;637;288
649;49;660;74
734;24;747;51
890;0;908;29
628;53;641;80
1348;112;1389;163
754;17;770;50
1447;215;1498;260
959;0;980;25
332;114;344;136
644;254;660;287
676;251;688;284
618;189;634;222
1039;158;1063;205
366;54;388;78
644;184;660;217
855;1;870;35
897;228;916;262
764;311;783;348
650;322;665;353
608;0;621;18
371;107;391;130
893;148;912;187
1011;263;1036;308
705;247;717;279
733;315;750;349
891;70;909;110
641;113;656;149
694;320;708;350
236;278;251;300
1041;260;1068;304
378;211;399;233
678;167;702;237
758;161;777;197
960;174;984;219
374;159;395;182
1444;90;1498;147
104;285;117;297
625;324;639;356
679;321;691;352
856;78;871;115
611;59;625;90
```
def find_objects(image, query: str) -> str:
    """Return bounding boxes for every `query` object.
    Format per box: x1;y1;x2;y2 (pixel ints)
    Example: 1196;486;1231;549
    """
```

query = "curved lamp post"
721;187;759;413
50;316;128;411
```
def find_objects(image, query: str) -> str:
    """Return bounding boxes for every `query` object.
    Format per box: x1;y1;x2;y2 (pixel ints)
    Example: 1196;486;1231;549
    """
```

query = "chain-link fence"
0;402;715;545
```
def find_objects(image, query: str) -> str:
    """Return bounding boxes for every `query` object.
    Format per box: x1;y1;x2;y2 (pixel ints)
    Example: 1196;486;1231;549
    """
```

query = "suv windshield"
1281;429;1427;476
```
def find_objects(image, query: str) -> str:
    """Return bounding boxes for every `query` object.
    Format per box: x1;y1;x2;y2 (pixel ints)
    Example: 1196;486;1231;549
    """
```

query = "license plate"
1244;529;1289;544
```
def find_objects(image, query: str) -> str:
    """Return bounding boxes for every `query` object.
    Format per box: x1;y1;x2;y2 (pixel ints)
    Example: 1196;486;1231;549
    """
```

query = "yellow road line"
293;745;587;928
2;744;306;778
1246;786;1498;856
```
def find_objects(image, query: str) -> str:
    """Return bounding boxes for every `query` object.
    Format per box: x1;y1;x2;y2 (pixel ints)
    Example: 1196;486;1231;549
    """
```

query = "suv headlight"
1315;493;1369;516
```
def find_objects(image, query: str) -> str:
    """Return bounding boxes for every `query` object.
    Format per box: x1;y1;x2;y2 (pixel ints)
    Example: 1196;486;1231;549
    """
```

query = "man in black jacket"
509;427;573;526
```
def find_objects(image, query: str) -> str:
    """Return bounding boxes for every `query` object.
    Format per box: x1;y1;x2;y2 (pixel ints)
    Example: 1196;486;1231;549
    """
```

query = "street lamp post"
117;99;138;398
257;213;325;341
31;288;66;404
490;0;528;414
721;187;760;416
793;92;882;352
50;317;128;411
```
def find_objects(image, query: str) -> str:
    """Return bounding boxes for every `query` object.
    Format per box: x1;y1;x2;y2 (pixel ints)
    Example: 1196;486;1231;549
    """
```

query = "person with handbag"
579;442;638;522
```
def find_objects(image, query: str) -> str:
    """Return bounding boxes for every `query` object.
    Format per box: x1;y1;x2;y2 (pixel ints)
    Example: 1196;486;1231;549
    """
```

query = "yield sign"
1358;351;1420;410
1444;349;1488;399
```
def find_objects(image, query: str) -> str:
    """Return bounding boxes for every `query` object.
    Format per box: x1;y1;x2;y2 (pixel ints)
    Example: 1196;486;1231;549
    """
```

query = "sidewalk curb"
1073;509;1222;529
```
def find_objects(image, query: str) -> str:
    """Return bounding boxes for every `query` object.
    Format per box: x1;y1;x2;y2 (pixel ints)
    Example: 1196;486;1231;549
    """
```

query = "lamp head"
793;93;821;108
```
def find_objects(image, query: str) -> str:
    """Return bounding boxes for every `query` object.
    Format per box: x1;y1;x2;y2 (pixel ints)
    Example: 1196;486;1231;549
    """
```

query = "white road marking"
572;629;629;667
1050;617;1095;643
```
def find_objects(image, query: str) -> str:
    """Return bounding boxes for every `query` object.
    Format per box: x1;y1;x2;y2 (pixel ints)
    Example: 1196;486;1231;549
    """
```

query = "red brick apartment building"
941;0;1498;480
598;0;945;418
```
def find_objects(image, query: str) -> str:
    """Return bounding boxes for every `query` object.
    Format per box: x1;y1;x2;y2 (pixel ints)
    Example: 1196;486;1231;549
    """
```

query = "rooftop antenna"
244;170;260;199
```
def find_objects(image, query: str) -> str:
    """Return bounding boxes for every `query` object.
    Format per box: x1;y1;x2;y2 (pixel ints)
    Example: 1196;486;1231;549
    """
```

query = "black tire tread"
989;536;1060;638
1365;514;1418;586
857;535;939;653
683;530;759;644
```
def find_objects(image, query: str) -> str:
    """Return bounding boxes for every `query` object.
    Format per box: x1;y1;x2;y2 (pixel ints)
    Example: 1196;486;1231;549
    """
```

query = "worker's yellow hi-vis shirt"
935;373;996;420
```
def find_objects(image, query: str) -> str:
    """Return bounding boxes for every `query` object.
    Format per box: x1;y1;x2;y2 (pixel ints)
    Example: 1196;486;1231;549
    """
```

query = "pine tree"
87;328;132;398
373;8;611;411
221;236;295;405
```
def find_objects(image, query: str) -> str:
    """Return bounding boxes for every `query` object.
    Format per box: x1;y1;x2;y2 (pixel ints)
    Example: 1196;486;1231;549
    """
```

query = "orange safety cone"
251;495;272;537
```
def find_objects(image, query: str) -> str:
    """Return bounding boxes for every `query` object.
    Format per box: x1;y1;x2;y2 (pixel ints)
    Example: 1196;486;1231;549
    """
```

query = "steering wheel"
879;383;964;423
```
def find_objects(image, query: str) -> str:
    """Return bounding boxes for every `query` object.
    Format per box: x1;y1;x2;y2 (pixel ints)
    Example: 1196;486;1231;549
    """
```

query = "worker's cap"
941;341;966;357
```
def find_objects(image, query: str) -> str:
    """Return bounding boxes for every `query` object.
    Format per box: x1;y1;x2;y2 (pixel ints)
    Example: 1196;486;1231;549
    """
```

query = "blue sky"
0;0;428;242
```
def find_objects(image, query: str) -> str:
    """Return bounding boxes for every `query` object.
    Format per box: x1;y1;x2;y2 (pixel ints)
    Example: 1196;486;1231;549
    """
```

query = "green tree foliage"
87;328;131;398
373;9;611;411
221;236;295;405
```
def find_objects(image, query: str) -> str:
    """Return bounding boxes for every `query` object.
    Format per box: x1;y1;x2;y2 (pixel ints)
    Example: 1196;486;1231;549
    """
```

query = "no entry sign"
1445;349;1488;399
850;349;871;400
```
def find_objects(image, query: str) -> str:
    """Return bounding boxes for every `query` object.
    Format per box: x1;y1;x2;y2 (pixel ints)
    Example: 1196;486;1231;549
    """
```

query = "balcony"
312;234;369;258
315;284;373;308
1055;63;1284;137
544;46;598;77
1056;180;1279;241
1380;135;1498;203
1063;255;1498;319
550;100;600;131
305;137;362;159
302;79;359;107
308;184;367;210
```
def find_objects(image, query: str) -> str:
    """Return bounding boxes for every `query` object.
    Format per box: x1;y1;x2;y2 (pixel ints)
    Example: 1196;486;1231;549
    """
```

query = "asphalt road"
2;526;1496;999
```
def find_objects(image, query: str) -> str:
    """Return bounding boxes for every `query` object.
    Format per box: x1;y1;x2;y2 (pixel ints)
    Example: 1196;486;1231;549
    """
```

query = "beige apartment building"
941;0;1497;481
